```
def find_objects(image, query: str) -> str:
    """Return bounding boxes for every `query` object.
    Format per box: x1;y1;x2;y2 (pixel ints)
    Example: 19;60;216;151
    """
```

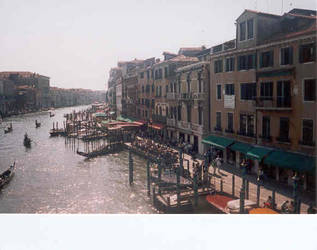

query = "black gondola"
23;133;31;147
35;120;41;128
0;162;15;189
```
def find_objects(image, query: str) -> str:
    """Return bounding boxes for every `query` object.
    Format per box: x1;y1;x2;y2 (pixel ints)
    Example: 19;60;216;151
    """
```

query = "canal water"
0;105;158;213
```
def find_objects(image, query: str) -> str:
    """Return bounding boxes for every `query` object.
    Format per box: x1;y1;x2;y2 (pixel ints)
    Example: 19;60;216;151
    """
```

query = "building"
0;71;50;110
169;60;210;154
206;9;316;191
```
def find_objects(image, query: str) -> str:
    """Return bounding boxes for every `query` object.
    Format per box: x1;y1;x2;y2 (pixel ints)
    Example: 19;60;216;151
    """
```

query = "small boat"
225;199;257;214
35;120;41;128
0;162;15;189
23;133;31;147
4;123;13;134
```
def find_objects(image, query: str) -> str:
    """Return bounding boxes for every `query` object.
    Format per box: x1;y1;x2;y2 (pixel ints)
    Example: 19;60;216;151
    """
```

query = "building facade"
207;9;316;191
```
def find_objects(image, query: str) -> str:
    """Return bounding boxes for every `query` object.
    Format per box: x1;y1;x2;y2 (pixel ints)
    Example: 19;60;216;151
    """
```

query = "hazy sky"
0;0;316;90
0;215;316;250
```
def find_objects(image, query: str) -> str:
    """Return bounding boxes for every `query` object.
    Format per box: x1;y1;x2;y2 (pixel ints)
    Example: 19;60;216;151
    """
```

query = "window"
187;74;191;93
299;43;316;63
260;82;273;100
177;106;182;121
225;84;234;95
159;69;162;79
302;119;314;145
262;116;270;139
278;118;289;142
198;72;202;92
277;81;291;107
214;59;223;73
225;57;235;72
152;84;154;92
151;99;154;108
165;85;168;94
240;83;256;100
140;72;144;79
159;106;162;116
217;84;222;100
198;107;203;125
164;67;168;78
142;98;144;105
247;19;254;39
240;22;246;41
304;79;316;101
227;113;233;132
280;47;293;65
146;70;150;79
142;86;144;93
145;110;148;118
216;112;221;130
260;50;274;68
239;114;254;136
187;105;191;123
238;55;247;70
238;54;255;70
247;55;256;69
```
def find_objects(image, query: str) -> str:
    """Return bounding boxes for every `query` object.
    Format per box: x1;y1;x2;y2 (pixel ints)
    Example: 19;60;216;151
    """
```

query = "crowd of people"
131;137;178;166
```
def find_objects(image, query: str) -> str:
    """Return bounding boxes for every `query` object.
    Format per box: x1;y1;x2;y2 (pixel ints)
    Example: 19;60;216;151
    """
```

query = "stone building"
205;9;316;191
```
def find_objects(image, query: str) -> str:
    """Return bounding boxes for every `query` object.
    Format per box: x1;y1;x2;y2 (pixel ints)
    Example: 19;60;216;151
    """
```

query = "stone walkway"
180;152;315;214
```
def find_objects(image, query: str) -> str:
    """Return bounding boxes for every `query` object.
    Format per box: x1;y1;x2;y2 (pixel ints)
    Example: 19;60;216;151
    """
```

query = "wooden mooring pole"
129;150;133;185
147;160;151;196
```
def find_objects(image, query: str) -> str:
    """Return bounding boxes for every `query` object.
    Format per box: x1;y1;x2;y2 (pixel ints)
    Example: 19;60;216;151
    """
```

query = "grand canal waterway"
0;105;157;213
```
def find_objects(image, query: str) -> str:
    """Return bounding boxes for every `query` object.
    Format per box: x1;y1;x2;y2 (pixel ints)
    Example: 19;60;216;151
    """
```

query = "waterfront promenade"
180;152;314;213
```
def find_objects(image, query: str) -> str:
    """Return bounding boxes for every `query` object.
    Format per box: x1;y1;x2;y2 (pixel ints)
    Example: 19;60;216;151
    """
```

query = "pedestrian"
307;203;316;214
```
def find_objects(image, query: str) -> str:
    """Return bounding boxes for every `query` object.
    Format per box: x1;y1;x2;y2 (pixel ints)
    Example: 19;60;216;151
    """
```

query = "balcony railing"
166;118;177;127
152;114;167;124
166;92;179;100
177;92;207;101
299;140;315;147
254;96;292;110
237;130;255;138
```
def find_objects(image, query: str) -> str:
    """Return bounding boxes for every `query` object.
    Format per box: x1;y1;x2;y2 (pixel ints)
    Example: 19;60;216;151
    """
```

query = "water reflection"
0;106;157;213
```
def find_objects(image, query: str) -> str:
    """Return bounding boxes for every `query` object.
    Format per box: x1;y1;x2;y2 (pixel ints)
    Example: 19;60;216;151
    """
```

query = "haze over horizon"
0;0;315;91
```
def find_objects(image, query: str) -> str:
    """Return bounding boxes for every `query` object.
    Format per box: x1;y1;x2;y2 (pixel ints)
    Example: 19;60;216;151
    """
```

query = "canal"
0;105;158;213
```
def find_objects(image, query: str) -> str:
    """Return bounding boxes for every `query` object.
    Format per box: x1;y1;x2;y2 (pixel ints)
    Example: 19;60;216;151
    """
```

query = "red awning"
134;120;147;125
149;123;164;130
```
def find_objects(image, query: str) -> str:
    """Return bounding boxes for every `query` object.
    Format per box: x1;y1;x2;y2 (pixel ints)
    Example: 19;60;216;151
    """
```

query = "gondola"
35;120;41;128
0;162;15;189
4;123;13;134
23;133;31;147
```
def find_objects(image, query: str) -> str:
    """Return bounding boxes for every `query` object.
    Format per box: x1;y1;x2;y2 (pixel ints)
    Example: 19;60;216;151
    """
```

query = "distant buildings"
106;8;316;191
0;71;105;116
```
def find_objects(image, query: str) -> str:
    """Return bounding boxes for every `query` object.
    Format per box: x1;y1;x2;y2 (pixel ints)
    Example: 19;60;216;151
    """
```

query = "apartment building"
152;52;199;137
136;58;156;121
205;9;316;191
168;60;210;154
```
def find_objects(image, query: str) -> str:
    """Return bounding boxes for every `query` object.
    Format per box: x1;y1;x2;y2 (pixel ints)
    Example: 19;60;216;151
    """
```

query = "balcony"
190;123;204;134
152;114;167;124
166;93;179;100
167;118;177;127
177;92;207;101
299;140;315;147
254;96;292;111
237;130;255;138
178;120;191;130
276;136;291;143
